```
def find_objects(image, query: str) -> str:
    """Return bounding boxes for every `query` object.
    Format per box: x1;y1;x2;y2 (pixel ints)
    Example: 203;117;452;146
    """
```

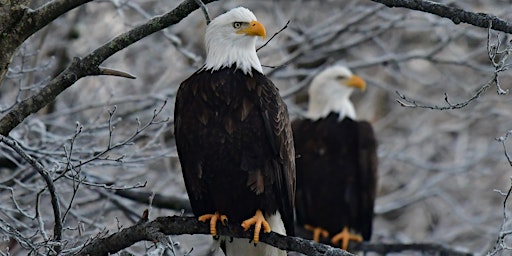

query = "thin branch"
257;20;290;52
394;78;492;110
27;0;94;37
99;67;136;79
193;0;211;25
0;135;63;253
487;177;512;255
370;0;512;34
113;189;192;212
395;23;509;110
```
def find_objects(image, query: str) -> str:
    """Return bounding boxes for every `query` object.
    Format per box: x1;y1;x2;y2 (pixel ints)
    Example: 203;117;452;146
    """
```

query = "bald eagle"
292;65;377;250
174;7;295;256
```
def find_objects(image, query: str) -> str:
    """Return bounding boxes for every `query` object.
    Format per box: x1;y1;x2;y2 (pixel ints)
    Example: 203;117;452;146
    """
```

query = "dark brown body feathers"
175;66;295;236
292;113;377;241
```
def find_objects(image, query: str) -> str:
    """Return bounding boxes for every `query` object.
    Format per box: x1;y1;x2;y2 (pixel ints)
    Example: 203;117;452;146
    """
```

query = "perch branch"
73;214;473;256
73;214;354;256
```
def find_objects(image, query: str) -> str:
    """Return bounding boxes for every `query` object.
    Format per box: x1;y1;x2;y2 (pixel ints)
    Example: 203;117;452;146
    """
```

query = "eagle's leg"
241;209;271;244
198;211;228;237
330;226;363;250
304;224;329;242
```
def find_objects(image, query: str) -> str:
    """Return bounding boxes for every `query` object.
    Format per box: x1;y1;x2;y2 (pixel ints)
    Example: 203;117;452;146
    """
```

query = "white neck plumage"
204;34;262;75
306;80;356;121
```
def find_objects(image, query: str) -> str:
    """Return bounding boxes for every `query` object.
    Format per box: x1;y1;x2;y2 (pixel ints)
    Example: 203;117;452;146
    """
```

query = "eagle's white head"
306;65;366;120
204;7;266;75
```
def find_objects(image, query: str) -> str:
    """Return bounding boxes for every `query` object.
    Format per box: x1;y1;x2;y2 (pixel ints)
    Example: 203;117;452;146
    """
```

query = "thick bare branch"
371;0;512;34
73;214;473;256
0;0;93;82
0;0;218;136
74;215;354;256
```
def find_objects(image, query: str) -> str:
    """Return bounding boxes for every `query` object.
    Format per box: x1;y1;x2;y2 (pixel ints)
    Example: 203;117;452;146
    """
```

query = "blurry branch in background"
266;5;385;78
258;20;290;53
121;1;203;64
356;242;472;256
114;189;192;212
370;0;512;34
488;131;512;255
0;0;94;81
0;135;62;254
395;24;511;110
193;0;211;25
0;0;219;136
0;101;169;254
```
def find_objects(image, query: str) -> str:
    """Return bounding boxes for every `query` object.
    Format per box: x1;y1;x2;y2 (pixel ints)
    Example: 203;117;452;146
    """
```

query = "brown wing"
356;120;378;240
258;74;296;236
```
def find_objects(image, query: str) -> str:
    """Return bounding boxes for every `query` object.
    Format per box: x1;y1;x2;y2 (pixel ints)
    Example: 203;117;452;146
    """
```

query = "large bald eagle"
292;65;377;251
174;7;295;256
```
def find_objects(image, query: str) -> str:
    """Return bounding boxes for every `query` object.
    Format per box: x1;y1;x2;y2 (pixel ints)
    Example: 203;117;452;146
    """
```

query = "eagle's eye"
336;75;346;80
233;22;243;29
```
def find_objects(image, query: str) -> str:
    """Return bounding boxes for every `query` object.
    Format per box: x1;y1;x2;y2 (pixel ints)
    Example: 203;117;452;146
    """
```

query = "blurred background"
2;0;512;255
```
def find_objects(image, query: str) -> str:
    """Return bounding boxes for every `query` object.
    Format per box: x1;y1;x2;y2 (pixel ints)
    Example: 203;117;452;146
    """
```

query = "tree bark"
0;0;218;136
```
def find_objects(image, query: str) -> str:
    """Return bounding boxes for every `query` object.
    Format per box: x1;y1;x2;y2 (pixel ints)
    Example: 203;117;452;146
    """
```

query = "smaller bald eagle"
292;65;378;251
174;7;295;256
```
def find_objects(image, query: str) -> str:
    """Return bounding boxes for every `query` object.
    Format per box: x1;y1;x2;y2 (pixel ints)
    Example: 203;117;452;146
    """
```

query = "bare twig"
395;23;509;110
193;0;211;25
258;20;290;52
113;189;192;212
394;80;491;110
99;67;136;79
0;135;63;253
487;177;512;255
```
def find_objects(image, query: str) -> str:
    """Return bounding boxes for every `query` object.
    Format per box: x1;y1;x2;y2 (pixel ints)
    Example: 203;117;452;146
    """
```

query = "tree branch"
370;0;512;34
0;0;218;136
72;214;472;256
113;189;192;213
0;135;63;253
0;0;94;82
74;214;354;256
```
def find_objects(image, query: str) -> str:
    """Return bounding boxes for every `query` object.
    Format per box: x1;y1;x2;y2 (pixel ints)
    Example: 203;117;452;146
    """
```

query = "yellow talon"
330;226;363;251
304;224;329;242
198;211;228;237
241;210;271;244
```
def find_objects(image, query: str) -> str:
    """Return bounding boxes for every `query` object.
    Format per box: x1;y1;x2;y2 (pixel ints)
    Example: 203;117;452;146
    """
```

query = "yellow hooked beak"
236;20;266;40
345;75;366;91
